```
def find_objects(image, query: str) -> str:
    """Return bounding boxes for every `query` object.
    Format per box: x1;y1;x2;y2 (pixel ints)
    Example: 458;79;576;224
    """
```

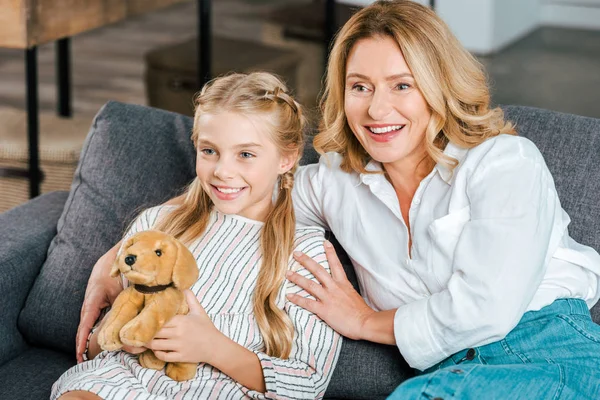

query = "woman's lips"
365;125;405;143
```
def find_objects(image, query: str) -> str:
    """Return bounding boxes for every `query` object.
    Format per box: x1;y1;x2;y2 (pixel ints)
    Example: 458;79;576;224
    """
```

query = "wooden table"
0;0;210;198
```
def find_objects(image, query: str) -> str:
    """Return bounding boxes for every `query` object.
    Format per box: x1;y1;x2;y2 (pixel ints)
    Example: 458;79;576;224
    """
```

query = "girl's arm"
250;233;343;399
148;290;267;392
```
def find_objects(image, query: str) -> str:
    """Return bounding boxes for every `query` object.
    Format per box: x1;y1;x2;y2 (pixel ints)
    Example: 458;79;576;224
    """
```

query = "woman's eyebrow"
346;72;414;81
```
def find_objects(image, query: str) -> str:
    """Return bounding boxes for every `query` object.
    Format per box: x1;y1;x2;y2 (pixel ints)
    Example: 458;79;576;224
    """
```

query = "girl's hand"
76;244;123;363
286;240;375;341
148;290;221;364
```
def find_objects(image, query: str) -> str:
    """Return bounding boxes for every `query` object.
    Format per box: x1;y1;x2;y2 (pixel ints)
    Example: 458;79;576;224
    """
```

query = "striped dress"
51;205;342;400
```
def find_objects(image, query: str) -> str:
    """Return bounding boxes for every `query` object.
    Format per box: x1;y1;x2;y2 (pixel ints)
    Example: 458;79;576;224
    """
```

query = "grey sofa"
0;101;598;400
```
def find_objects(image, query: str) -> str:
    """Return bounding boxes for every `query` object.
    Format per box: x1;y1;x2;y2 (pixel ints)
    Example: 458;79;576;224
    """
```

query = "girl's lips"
210;185;247;201
365;125;404;143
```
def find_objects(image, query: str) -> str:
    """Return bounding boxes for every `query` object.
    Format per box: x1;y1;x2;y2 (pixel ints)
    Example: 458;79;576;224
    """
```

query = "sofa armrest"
0;191;68;366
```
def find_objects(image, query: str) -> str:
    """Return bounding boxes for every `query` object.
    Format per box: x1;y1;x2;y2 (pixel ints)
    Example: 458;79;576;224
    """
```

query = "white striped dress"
51;205;342;400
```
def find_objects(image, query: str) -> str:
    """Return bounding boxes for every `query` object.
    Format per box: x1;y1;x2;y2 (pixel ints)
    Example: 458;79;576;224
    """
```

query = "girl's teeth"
369;125;403;134
217;187;242;194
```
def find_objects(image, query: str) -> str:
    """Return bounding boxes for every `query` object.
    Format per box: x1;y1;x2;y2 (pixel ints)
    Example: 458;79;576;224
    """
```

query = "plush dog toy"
97;230;199;381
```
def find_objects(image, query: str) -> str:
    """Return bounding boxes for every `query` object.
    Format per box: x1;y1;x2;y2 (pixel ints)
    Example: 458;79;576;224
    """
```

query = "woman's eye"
352;84;369;92
155;249;162;257
396;83;411;90
240;152;254;159
201;148;215;155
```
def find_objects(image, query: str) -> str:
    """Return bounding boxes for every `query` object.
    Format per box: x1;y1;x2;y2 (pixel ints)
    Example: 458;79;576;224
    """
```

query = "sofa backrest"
18;102;198;353
17;102;600;355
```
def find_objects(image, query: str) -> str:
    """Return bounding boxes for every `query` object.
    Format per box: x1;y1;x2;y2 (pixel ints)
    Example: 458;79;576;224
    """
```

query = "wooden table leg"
198;0;211;88
324;0;335;69
26;46;42;198
56;37;72;118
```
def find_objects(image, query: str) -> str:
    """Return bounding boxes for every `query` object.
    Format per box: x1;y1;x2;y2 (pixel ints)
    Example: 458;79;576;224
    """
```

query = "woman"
79;1;600;398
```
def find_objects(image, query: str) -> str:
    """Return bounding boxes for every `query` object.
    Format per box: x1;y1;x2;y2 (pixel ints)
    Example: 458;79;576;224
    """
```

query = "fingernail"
286;271;293;278
324;240;332;248
293;251;303;257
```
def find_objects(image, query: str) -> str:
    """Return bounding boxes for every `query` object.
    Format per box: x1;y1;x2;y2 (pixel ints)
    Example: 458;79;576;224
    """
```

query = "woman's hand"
286;240;376;341
76;242;123;363
147;290;222;364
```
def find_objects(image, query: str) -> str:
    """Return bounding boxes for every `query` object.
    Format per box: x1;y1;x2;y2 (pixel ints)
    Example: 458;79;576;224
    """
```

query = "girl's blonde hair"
155;72;306;359
316;0;516;174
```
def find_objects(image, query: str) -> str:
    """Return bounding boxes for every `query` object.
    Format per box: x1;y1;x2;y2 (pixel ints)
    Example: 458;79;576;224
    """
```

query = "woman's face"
344;35;431;169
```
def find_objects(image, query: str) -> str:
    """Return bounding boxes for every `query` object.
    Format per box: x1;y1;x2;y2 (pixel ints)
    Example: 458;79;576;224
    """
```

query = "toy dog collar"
134;283;173;294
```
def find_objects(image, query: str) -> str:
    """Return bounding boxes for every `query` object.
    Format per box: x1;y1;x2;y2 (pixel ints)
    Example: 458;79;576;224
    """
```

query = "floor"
0;0;599;211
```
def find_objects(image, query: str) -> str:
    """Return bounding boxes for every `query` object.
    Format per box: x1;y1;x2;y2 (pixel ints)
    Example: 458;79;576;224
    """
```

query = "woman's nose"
368;89;393;120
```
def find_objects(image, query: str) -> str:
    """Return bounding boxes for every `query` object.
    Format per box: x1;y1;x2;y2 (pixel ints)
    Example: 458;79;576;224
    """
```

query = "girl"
52;72;342;400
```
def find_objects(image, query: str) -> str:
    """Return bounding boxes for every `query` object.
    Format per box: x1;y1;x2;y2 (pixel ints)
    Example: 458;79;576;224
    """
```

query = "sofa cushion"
0;347;75;400
502;105;600;322
18;102;197;353
0;191;68;367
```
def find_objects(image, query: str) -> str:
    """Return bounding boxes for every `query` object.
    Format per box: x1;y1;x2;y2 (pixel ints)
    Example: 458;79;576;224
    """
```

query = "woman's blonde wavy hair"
316;0;516;174
154;72;306;359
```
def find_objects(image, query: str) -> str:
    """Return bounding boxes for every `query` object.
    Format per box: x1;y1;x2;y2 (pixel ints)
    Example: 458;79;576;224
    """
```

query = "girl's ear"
278;150;299;174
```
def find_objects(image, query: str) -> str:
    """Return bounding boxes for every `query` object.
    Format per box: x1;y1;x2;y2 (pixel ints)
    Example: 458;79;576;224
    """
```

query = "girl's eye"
240;152;254;159
396;83;411;90
155;250;162;257
201;148;215;155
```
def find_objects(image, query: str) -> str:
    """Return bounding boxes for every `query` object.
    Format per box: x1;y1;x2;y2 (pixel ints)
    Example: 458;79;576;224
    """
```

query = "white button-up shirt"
293;134;600;371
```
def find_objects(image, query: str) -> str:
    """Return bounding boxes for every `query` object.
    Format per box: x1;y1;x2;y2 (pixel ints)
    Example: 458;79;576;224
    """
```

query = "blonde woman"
286;1;600;399
52;72;342;400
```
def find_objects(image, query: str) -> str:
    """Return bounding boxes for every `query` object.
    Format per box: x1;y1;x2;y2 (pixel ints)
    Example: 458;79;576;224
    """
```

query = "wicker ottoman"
145;36;302;117
0;107;91;212
261;1;360;113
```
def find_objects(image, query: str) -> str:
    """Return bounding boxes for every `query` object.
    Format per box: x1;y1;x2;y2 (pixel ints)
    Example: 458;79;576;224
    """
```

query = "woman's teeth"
368;125;404;134
216;187;243;194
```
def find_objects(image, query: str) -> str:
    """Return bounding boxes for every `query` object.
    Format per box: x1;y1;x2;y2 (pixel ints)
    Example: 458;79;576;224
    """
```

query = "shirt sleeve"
394;136;568;371
251;232;343;399
293;161;329;230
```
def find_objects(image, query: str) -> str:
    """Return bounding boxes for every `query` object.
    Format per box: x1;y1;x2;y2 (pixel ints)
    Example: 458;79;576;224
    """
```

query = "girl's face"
344;35;432;170
195;112;294;222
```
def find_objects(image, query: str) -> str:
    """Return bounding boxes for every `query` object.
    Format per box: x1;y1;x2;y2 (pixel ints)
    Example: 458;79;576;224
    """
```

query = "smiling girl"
51;72;342;400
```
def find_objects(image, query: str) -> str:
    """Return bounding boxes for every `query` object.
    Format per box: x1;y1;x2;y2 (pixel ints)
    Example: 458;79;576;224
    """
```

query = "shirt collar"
435;141;468;184
359;141;468;186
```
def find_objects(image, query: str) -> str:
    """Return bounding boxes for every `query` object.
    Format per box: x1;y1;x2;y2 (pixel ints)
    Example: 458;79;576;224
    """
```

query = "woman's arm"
287;241;397;344
76;241;122;362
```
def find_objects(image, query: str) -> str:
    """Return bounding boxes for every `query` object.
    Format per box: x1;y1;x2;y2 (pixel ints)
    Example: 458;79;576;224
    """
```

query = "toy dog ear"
171;240;199;290
110;236;136;277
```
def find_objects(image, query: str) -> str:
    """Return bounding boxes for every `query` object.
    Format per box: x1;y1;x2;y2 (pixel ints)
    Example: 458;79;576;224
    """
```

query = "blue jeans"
387;299;600;399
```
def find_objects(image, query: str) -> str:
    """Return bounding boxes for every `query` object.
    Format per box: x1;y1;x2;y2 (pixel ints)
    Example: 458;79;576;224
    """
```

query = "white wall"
541;0;600;30
436;0;539;54
493;0;540;50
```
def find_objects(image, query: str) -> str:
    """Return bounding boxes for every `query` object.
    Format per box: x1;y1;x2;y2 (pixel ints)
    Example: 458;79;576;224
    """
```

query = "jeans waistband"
443;299;591;368
518;298;590;324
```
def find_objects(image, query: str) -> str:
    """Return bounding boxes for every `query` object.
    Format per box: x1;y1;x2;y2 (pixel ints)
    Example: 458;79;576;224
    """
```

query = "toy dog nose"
124;255;137;266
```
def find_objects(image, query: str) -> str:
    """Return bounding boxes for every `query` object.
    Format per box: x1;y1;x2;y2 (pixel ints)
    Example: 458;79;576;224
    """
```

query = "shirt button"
466;348;476;360
413;198;421;205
